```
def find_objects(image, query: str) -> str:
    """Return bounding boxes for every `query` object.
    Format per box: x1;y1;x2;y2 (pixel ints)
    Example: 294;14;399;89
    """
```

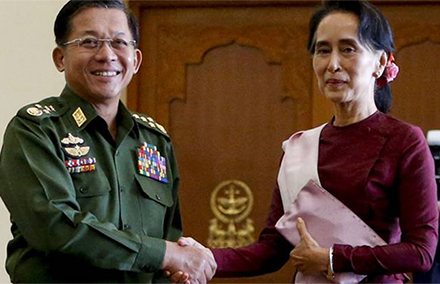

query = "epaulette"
17;97;68;123
131;112;169;138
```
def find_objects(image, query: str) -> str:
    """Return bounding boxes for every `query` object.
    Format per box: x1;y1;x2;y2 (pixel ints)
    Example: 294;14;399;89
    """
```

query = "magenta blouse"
211;111;439;283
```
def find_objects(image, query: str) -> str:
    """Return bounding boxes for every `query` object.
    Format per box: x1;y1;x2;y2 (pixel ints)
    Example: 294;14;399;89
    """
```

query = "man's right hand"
161;240;217;284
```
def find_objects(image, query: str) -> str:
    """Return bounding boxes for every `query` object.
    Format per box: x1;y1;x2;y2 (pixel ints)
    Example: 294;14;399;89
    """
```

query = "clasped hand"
164;218;328;283
290;217;330;278
163;238;217;284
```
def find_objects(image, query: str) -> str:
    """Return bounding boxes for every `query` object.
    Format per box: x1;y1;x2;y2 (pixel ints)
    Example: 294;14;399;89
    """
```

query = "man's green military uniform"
0;86;181;283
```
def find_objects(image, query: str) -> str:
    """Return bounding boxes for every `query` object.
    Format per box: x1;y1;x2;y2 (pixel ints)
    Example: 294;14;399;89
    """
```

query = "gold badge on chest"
61;133;96;174
61;133;90;157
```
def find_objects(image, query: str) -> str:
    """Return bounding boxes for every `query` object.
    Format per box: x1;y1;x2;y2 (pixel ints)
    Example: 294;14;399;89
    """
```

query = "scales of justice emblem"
208;180;255;248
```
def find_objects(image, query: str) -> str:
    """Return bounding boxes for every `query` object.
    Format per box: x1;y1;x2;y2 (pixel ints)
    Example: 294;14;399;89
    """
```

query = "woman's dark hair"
54;0;139;48
308;0;394;113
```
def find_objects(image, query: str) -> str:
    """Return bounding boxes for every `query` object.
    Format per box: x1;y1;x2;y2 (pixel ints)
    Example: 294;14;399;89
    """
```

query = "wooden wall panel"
135;7;313;130
128;4;314;282
173;44;292;235
172;44;297;283
383;5;440;134
391;41;440;134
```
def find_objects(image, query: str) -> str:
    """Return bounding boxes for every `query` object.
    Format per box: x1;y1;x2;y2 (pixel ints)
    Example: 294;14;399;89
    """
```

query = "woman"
171;0;438;283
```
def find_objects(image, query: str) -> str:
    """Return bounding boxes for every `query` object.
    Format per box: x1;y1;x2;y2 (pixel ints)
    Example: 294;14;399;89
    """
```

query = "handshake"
162;237;217;284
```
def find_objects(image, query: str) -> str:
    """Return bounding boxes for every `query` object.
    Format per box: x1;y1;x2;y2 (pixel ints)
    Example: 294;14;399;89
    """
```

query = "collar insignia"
72;107;87;127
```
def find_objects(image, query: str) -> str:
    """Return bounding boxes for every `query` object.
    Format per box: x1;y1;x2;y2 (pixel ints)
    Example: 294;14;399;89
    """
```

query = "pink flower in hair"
376;53;399;88
386;61;399;83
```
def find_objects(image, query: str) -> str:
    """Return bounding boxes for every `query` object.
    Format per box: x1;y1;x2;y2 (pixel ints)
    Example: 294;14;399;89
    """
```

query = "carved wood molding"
394;22;440;52
128;1;439;9
155;24;313;129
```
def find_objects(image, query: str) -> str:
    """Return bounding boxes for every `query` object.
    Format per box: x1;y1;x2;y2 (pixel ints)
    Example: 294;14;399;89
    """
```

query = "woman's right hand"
290;218;329;276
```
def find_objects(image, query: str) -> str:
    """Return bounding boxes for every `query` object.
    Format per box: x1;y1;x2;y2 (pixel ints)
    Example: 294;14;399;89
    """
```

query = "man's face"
53;8;142;105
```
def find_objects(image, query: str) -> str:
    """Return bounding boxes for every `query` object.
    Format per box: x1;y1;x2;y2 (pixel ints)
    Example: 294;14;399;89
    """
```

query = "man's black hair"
54;0;139;47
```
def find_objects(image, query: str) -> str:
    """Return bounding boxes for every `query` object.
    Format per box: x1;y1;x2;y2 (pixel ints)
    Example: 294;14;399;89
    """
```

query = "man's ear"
53;46;65;72
133;49;143;74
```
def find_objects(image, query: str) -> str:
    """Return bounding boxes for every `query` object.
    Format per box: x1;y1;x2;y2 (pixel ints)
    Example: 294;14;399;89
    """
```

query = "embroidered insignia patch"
61;133;90;157
65;157;97;174
137;143;168;183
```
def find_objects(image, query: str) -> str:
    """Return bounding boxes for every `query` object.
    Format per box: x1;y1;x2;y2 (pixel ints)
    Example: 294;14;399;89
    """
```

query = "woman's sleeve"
211;183;293;277
333;126;439;275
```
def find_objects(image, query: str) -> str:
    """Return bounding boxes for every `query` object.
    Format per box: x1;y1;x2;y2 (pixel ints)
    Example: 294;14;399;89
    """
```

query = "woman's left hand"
290;217;330;276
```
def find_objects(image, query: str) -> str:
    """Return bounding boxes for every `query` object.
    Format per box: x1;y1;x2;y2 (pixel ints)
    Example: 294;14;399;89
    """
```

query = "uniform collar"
118;101;139;139
60;86;99;131
60;85;138;138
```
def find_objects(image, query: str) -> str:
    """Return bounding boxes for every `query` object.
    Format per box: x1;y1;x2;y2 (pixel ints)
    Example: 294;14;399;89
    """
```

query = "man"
0;0;215;283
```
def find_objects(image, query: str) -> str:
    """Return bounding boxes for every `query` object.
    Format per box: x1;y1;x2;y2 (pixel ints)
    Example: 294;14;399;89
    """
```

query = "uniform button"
123;224;131;230
156;194;161;200
80;187;88;194
115;150;119;156
120;187;124;192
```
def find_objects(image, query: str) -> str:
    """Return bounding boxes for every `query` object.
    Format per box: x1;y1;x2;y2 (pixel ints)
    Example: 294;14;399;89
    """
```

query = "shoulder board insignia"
26;103;57;117
156;123;167;134
132;113;169;136
27;107;43;117
20;101;64;123
18;97;68;124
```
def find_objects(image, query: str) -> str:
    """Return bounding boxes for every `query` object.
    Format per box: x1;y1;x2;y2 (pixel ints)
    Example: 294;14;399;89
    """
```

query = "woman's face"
313;12;383;106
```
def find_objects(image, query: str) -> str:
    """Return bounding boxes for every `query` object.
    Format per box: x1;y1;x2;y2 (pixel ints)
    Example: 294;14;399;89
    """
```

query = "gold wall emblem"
208;180;255;248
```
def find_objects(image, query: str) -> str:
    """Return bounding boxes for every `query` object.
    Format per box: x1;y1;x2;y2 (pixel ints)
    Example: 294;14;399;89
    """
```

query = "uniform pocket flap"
135;174;173;207
73;171;111;197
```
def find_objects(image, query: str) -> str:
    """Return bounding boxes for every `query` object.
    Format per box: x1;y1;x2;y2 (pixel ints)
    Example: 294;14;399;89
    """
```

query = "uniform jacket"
0;86;181;283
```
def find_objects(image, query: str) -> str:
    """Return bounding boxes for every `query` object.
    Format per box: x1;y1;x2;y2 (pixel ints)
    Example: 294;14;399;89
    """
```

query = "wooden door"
127;1;440;283
128;2;316;282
